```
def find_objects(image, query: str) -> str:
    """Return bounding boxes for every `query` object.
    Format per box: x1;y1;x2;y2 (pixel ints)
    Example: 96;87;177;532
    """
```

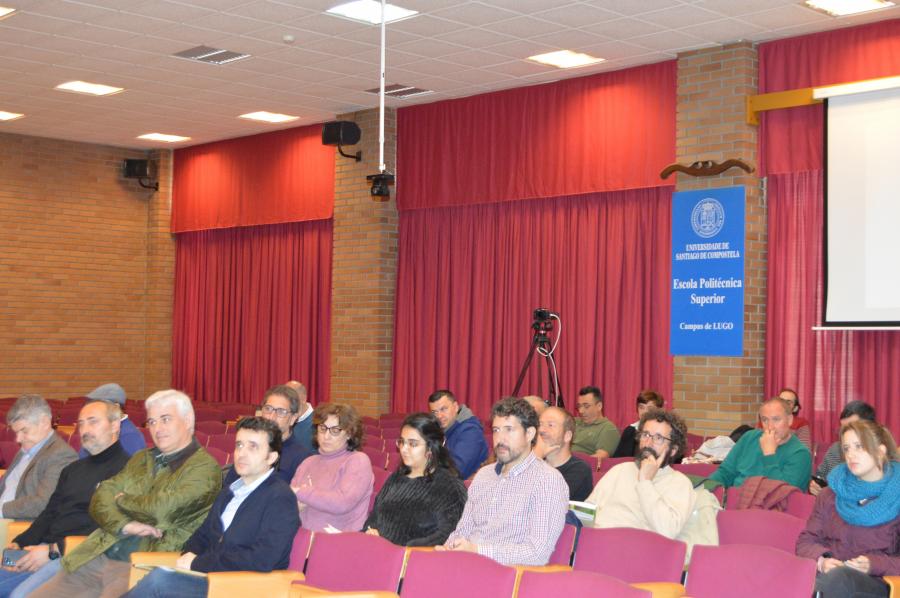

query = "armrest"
207;570;304;598
512;564;573;595
885;575;899;598
63;535;87;554
289;586;398;598
128;551;181;589
7;520;29;542
631;582;686;598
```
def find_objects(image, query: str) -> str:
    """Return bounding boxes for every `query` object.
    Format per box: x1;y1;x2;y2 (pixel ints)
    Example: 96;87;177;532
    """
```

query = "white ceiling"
1;0;898;149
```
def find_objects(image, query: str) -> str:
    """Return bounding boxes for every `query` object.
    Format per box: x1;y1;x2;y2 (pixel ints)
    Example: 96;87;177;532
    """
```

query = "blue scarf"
828;461;900;527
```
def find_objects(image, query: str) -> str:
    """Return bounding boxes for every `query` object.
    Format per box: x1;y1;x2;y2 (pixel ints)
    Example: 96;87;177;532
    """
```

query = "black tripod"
511;309;563;408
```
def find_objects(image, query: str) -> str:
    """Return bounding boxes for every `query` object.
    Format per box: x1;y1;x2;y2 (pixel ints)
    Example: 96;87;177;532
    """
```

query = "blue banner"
670;186;745;356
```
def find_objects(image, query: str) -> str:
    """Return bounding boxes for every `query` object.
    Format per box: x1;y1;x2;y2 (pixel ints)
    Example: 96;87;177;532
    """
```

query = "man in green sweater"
571;386;620;460
711;397;812;489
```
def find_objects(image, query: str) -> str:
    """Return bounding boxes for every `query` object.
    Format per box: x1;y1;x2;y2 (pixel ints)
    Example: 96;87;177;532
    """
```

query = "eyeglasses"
396;438;422;449
261;405;292;419
317;424;344;437
638;431;672;445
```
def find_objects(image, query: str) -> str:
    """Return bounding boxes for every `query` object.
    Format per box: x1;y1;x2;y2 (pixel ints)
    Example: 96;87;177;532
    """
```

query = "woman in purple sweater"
291;403;373;532
796;419;900;597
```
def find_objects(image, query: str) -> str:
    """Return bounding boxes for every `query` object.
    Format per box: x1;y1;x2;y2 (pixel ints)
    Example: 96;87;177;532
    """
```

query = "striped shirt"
446;451;568;566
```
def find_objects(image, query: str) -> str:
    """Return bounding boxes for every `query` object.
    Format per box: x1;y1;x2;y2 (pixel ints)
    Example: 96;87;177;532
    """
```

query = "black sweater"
364;467;467;547
15;440;130;550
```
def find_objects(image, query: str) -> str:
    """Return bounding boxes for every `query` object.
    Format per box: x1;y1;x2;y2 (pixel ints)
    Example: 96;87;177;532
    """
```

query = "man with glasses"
256;385;312;483
585;410;695;539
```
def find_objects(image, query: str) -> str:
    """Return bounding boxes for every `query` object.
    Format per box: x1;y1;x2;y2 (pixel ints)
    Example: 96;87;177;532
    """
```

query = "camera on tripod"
532;308;558;333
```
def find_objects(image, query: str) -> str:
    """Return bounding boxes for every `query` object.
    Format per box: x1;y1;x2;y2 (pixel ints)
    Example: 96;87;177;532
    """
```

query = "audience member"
612;390;665;458
538;407;593;502
810;400;877;496
0;395;77;520
755;388;810;448
30;389;222;598
711;397;811;489
239;384;312;483
291;403;373;532
80;383;146;456
365;413;467;546
797;420;899;598
286;380;314;453
441;397;568;566
522;396;548;416
427;390;488;479
587;410;695;539
571;386;620;460
0;401;130;598
122;417;300;598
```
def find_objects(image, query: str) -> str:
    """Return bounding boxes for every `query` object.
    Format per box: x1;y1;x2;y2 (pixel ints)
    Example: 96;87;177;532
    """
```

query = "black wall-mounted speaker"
322;121;361;146
123;159;153;179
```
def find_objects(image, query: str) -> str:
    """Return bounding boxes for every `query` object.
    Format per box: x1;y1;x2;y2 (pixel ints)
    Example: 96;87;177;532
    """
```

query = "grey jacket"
0;432;78;519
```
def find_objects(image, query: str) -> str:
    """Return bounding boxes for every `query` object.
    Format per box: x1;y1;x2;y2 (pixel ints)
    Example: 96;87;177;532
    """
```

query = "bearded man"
585;410;696;539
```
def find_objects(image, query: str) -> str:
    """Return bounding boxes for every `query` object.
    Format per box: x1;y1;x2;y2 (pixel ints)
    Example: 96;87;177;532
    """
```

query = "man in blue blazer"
122;417;301;597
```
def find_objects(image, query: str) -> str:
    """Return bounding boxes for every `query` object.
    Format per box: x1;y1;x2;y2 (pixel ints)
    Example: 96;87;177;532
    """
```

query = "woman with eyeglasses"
796;419;900;598
290;403;373;532
364;413;467;546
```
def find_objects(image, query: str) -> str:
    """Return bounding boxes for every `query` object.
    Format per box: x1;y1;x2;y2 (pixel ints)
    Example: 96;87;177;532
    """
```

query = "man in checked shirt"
439;397;568;566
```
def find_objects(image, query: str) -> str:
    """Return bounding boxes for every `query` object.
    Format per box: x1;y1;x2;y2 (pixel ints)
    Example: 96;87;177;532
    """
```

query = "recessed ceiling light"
55;80;124;96
238;111;300;123
0;110;24;121
364;83;434;99
137;133;191;143
326;0;418;25
804;0;895;16
0;6;16;19
527;50;605;69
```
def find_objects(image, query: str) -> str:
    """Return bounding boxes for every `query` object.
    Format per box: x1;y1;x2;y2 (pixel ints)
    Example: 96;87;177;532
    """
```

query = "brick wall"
0;132;173;403
673;42;766;437
330;109;399;416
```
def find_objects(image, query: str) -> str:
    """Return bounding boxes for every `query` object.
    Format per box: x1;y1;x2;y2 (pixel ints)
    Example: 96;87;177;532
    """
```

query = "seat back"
717;509;806;554
571;452;599;470
205;446;230;467
517;570;650;598
548;524;577;566
207;433;237;453
671;462;718;478
305;532;405;592
362;446;388;469
400;550;516;598
685;544;816;598
598;457;632;475
288;528;313;572
195;420;228;435
574;527;686;583
370;467;393;513
785;492;816;520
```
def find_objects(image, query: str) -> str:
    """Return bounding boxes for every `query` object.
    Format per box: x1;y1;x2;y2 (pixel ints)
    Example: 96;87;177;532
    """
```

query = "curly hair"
312;403;363;451
638;409;689;461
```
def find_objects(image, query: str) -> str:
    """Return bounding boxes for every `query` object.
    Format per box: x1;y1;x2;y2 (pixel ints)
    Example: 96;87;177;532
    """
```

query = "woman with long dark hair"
796;419;900;597
364;413;467;546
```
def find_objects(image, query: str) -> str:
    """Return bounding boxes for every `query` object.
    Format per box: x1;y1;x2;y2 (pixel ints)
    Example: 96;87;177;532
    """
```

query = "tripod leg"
511;335;541;397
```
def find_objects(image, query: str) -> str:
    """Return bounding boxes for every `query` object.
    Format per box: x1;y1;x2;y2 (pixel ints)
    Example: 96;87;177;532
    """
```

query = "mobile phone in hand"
2;549;27;567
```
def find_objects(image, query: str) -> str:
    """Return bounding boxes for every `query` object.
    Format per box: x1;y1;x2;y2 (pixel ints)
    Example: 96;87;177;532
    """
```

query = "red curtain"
172;220;332;405
396;61;675;210
760;20;900;439
172;124;334;233
391;188;673;425
759;19;900;175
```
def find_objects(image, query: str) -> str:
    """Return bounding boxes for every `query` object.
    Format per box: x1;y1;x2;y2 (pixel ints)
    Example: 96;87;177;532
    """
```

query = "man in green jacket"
711;397;812;490
30;389;222;598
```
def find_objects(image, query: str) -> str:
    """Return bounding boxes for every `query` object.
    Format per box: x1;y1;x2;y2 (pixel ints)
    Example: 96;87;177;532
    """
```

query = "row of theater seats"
124;515;885;598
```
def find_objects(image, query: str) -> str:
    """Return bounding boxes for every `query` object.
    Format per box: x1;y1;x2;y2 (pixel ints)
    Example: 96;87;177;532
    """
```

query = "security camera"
366;172;395;201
